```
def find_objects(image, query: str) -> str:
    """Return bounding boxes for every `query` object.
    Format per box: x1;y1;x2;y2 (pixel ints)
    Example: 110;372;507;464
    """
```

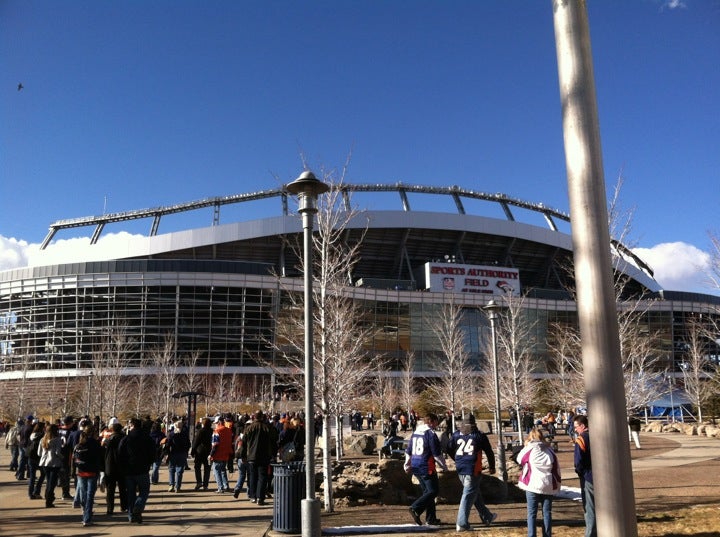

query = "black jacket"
103;431;126;477
191;425;212;460
118;427;155;475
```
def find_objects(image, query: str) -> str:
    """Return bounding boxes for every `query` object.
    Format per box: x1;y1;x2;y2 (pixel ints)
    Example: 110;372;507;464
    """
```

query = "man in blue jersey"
448;419;498;531
404;412;448;526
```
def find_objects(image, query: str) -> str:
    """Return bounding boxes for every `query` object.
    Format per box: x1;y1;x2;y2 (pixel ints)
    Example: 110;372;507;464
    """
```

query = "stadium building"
1;183;718;416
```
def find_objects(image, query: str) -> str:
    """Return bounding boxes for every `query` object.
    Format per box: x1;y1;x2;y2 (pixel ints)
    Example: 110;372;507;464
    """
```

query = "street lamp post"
483;300;508;497
286;170;329;537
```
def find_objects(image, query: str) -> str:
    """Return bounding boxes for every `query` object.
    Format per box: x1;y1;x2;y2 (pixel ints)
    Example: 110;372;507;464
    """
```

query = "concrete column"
552;2;638;536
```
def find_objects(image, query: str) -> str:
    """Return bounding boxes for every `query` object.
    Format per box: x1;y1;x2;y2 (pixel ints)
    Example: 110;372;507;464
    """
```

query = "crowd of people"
4;407;599;535
2;409;311;527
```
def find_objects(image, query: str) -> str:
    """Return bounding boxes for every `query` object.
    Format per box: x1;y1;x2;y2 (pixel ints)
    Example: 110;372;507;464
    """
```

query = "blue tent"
648;389;693;419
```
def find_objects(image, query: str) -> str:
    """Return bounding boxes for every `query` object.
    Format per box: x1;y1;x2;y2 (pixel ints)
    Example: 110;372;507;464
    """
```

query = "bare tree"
399;351;416;416
680;316;719;423
151;333;179;422
92;324;135;419
480;293;539;445
367;355;396;430
616;286;664;413
131;354;153;418
546;321;585;412
271;158;374;513
427;299;474;432
181;350;203;394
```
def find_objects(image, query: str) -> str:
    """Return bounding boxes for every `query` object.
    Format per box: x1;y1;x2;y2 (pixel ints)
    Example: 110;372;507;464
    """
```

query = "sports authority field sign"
416;262;520;296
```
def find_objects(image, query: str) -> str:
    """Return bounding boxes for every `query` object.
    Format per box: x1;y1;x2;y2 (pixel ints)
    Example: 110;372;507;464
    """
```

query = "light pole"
483;300;508;497
286;170;329;537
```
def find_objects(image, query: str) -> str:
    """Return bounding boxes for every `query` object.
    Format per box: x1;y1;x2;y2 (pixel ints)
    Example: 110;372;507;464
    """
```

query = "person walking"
58;416;76;501
38;423;64;508
516;427;562;537
73;424;102;527
241;410;275;505
209;415;233;493
26;421;46;499
448;419;498;531
628;416;642;449
148;421;165;485
118;417;155;524
232;423;248;498
16;415;35;481
102;418;127;515
404;412;447;526
5;418;22;473
191;418;212;490
573;415;596;537
166;420;190;492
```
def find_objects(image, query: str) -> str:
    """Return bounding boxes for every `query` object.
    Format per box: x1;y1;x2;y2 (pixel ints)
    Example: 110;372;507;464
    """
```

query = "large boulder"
344;434;377;456
326;458;523;507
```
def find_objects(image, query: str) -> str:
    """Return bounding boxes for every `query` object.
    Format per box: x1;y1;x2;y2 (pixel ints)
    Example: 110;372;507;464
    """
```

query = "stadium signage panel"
417;262;520;296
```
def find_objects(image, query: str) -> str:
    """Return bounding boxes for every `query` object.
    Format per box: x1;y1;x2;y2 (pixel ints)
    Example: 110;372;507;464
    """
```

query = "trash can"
272;461;306;533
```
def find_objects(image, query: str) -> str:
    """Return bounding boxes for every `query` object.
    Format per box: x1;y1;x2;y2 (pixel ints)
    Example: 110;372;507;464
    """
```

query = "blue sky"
1;0;718;294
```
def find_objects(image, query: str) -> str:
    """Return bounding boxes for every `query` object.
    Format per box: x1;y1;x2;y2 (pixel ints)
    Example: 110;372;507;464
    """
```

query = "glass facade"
2;268;718;376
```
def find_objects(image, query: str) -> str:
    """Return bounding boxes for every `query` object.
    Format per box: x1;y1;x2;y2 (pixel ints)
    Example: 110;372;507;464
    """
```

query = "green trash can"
272;461;306;533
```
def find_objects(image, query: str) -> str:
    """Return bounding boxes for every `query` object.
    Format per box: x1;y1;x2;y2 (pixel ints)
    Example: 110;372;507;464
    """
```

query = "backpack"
73;441;91;471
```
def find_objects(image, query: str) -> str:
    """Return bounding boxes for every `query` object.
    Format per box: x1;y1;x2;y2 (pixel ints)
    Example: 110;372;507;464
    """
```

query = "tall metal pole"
287;171;329;537
552;2;638;536
484;301;508;498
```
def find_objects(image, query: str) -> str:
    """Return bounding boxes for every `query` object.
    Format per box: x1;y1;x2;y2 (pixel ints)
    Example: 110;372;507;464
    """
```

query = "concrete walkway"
630;432;719;470
0;471;273;537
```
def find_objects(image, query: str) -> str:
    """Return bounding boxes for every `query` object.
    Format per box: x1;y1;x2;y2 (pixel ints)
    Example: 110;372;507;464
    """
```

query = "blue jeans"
151;459;161;484
582;479;597;537
233;460;248;491
456;473;493;528
212;460;229;491
17;446;28;479
125;473;151;521
27;459;45;497
410;471;439;523
76;475;98;524
9;445;20;470
526;490;553;537
168;460;185;490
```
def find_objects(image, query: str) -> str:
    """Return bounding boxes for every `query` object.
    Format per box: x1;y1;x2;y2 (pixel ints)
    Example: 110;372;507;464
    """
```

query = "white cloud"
633;242;715;294
0;232;145;272
0;236;38;271
661;0;687;10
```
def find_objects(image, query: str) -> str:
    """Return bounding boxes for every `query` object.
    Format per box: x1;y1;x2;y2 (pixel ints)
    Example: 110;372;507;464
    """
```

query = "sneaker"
456;525;472;532
484;512;498;526
168;486;175;492
233;489;240;499
82;521;93;527
194;484;203;490
426;519;441;526
408;507;422;526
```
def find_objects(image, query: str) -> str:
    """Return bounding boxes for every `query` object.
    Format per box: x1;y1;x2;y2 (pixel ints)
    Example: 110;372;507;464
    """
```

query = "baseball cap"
108;417;120;426
213;415;223;424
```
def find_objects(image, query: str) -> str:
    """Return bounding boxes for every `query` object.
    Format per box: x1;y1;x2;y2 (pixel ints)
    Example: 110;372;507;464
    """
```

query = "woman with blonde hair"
38;423;64;508
516;427;561;537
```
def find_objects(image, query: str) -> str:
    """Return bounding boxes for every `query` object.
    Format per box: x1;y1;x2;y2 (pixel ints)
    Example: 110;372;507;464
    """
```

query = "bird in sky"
17;83;24;91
